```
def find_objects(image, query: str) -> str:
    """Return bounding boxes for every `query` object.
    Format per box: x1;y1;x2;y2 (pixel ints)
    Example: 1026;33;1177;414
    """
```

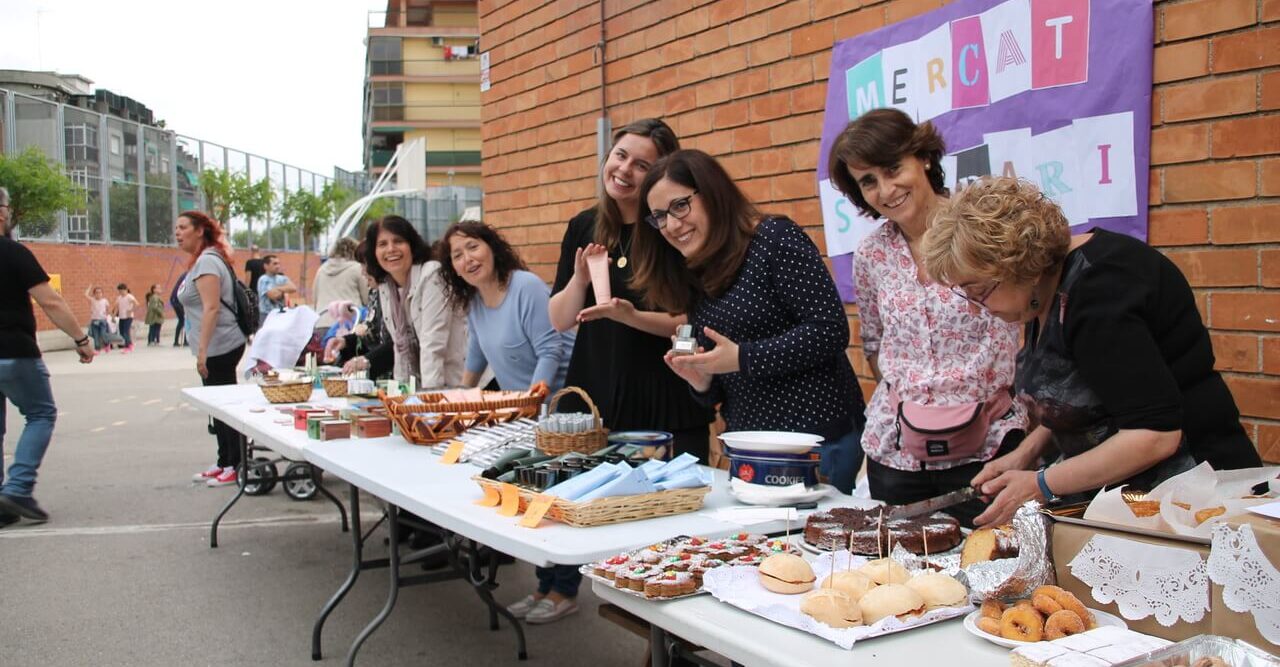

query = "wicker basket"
381;383;549;445
473;476;711;527
535;386;608;456
322;377;348;398
258;381;314;404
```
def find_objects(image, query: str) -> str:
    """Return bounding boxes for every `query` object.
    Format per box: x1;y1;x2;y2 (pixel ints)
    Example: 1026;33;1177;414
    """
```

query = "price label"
439;441;465;465
475;485;502;507
498;483;521;516
519;494;555;528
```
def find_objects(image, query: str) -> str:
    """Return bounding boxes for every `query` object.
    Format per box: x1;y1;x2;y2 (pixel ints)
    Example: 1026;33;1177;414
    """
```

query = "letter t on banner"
1031;0;1089;89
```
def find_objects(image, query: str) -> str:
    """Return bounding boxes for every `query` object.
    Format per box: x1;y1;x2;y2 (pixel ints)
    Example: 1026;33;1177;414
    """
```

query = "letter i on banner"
951;15;991;109
1031;0;1089;89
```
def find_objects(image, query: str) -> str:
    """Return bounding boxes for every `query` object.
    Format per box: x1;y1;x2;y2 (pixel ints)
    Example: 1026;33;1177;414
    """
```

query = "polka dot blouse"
689;216;864;440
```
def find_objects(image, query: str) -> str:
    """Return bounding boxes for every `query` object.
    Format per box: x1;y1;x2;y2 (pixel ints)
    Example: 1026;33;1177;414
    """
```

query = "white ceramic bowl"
718;431;823;454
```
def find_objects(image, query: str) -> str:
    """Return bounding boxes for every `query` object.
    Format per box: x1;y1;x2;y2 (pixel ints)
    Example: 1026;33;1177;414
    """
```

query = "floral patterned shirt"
853;222;1028;470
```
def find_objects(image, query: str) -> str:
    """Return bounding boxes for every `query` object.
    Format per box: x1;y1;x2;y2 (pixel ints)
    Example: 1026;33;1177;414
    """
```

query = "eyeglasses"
949;280;1000;307
644;190;698;230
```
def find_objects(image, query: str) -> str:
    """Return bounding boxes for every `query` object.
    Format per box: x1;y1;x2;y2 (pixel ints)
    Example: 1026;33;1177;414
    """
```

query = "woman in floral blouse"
828;108;1028;526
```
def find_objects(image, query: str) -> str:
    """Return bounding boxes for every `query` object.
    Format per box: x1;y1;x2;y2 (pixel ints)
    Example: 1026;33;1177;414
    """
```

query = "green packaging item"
306;416;327;439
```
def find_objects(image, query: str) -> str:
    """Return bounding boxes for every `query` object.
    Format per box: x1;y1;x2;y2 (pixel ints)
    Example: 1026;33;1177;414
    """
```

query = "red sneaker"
192;465;223;482
207;468;238;487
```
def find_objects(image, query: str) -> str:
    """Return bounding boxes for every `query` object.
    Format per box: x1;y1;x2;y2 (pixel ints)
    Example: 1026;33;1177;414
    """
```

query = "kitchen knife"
882;487;979;520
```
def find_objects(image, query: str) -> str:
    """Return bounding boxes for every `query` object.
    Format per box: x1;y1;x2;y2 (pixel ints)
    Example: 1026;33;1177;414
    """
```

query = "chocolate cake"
804;508;962;555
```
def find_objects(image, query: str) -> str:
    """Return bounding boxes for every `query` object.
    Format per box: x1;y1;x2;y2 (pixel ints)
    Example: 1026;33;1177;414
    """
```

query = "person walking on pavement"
175;211;247;488
145;284;165;346
84;285;111;353
0;186;95;527
170;272;187;347
255;254;296;328
115;283;138;353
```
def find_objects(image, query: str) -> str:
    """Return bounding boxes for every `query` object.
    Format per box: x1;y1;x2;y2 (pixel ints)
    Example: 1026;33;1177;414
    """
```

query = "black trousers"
671;424;712;462
173;312;186;345
866;430;1024;529
202;345;245;468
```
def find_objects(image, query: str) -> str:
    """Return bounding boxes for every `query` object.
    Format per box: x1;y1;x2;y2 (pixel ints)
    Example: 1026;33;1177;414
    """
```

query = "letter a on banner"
1031;0;1089;89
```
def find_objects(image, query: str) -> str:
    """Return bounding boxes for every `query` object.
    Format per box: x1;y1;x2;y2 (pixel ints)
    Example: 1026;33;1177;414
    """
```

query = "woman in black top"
547;119;713;458
923;177;1262;526
631;149;866;493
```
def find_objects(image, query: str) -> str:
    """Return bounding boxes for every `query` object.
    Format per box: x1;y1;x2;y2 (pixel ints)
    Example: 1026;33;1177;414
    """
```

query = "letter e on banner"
1031;0;1089;89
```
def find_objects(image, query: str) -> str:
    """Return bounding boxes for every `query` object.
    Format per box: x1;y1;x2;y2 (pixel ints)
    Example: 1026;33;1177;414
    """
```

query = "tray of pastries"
582;532;797;600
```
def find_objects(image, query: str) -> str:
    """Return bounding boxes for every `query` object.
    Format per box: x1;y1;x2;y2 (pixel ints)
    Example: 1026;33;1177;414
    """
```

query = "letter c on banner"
959;44;981;86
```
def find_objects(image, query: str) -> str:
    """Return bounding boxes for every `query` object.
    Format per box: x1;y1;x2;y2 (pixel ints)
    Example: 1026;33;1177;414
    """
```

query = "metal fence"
0;87;481;252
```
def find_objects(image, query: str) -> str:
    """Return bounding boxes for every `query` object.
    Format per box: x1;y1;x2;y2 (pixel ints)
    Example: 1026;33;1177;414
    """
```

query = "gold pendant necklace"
616;226;635;268
616;256;628;268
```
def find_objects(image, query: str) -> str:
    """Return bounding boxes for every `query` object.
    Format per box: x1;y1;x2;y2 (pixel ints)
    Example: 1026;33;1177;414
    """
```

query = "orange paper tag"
519;494;555;528
475;485;501;507
439;441;465;465
498;483;521;516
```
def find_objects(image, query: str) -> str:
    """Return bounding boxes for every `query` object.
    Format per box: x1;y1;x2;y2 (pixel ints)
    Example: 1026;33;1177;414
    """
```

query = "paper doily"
1208;523;1280;646
1068;533;1209;626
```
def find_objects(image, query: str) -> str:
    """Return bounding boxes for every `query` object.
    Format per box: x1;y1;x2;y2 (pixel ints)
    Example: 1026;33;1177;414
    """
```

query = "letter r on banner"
1031;0;1089;89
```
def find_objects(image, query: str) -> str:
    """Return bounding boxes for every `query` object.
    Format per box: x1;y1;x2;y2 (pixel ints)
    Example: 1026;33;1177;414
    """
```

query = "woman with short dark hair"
826;108;1028;527
632;148;866;494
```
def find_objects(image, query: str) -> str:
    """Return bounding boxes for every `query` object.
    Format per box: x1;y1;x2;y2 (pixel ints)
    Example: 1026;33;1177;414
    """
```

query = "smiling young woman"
631;149;866;495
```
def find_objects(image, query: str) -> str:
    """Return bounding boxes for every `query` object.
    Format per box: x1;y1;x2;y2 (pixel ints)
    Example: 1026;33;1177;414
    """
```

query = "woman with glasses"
631;149;865;494
827;109;1027;526
923;177;1260;527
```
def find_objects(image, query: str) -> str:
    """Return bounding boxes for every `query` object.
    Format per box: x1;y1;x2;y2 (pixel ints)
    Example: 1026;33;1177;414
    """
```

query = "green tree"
277;182;349;293
234;177;275;241
200;168;238;224
231;229;269;248
0;146;84;238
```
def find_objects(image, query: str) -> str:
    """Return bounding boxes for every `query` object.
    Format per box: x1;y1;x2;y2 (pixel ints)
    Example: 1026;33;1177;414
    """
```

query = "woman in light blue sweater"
439;221;571;393
438;220;578;624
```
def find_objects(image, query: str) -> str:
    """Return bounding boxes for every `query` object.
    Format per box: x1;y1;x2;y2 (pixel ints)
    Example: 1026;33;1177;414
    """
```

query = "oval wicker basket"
380;383;549;445
258;380;314;404
322;377;348;398
535;386;608;456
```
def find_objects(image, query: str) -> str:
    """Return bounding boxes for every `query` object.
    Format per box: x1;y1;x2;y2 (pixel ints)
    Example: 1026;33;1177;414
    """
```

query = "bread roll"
800;588;862;628
820;570;877;602
905;572;967;609
859;583;926;624
758;553;815;594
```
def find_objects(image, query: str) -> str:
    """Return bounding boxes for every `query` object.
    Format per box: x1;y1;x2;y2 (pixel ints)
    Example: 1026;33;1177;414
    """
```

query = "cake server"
882;486;978;520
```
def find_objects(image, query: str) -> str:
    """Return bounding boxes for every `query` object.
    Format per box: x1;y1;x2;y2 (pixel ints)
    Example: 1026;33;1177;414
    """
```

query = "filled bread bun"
758;553;816;594
800;588;862;628
820;570;877;602
858;558;909;585
859;583;926;624
905;572;967;609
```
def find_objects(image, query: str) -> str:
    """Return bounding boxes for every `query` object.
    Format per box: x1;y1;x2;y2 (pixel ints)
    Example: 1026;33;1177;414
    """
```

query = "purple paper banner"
816;0;1153;302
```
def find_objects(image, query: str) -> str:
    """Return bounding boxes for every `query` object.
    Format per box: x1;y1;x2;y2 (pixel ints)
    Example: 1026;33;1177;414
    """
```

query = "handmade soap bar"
586;250;611;304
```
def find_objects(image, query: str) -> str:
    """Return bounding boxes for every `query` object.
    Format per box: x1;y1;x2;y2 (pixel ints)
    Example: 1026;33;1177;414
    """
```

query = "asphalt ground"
0;345;650;666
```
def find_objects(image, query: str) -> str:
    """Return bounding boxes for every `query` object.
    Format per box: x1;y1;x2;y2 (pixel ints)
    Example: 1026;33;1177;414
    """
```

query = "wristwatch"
1037;467;1061;504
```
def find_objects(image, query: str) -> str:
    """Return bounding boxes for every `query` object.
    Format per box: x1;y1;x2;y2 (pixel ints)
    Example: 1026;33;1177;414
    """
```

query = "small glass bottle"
671;324;697;356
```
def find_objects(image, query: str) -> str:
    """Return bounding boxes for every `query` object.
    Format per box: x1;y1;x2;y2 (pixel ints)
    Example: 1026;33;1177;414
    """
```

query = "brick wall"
479;0;1279;462
27;243;312;333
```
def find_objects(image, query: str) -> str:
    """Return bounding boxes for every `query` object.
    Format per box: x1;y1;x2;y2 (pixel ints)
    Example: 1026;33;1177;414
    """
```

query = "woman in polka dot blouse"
630;149;866;494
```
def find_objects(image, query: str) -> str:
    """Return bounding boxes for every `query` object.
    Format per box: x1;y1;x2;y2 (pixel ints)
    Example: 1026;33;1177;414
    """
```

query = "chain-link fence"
1;87;481;252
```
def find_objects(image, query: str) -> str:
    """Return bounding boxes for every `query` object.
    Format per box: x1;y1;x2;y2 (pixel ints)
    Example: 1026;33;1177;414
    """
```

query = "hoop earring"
1030;298;1041;309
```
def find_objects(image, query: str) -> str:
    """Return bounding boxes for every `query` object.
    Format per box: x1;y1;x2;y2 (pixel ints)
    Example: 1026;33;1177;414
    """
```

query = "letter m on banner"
845;53;885;118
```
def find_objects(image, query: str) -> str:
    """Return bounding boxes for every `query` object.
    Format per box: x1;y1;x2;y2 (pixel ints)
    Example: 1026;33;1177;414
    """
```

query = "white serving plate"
729;483;835;507
719;431;823;454
962;607;1128;649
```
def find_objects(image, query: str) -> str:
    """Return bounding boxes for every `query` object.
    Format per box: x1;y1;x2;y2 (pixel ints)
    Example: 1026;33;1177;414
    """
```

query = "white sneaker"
525;597;578;625
506;594;541;619
193;465;222;482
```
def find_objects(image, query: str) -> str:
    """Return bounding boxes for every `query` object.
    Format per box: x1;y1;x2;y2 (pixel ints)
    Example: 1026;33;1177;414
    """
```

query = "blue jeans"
88;319;109;350
0;358;58;498
118;318;134;347
818;421;865;495
535;565;581;598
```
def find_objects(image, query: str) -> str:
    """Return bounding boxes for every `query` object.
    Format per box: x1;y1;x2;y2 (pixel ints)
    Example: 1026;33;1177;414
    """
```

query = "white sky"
0;0;388;176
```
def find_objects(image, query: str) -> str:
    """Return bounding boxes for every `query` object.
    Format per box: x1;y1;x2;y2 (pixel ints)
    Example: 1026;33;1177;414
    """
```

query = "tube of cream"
586;251;612;304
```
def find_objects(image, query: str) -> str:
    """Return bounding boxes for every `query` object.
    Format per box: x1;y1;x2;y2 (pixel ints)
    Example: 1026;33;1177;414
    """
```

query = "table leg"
314;467;350;533
454;541;527;660
312;484;363;661
209;433;249;549
650;625;670;667
345;503;401;667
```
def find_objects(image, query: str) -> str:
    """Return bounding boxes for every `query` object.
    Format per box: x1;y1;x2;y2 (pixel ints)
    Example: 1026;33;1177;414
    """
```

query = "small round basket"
322;377;348;398
535;386;608;456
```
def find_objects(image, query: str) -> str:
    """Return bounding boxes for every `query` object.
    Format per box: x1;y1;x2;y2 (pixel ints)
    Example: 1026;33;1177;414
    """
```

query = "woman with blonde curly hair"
829;108;1027;526
923;176;1260;526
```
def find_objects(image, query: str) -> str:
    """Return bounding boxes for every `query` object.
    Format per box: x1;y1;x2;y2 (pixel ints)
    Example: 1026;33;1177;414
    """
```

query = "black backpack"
209;253;259;337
